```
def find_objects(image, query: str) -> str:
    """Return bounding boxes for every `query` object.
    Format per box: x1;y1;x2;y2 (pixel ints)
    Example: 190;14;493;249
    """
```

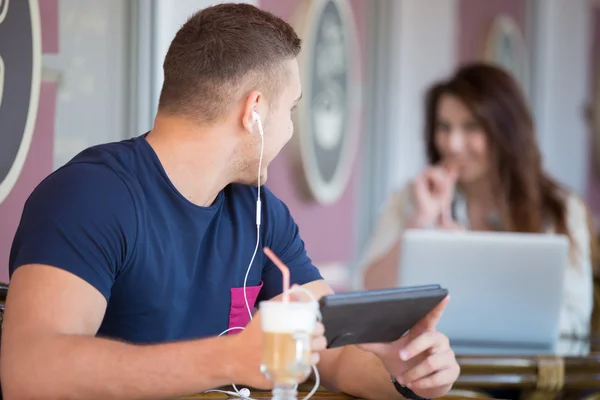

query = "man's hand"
358;297;459;398
231;298;327;389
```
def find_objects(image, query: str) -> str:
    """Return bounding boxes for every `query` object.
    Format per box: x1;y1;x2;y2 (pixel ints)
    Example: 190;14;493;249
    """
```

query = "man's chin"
257;170;268;186
235;171;268;187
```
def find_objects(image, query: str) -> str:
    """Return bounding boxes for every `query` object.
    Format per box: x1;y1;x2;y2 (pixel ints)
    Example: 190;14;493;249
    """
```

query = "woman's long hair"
424;63;570;239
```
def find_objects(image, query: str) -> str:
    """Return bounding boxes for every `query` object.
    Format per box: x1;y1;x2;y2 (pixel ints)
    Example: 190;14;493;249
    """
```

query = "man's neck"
145;115;236;207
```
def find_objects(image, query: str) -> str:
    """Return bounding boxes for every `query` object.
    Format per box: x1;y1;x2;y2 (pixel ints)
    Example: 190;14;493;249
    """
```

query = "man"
1;4;459;400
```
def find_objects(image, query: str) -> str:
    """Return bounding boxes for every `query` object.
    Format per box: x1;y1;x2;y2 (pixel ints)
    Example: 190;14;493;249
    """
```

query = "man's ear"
242;90;263;134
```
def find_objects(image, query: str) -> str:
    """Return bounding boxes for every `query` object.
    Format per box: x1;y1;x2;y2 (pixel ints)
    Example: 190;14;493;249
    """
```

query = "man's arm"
1;265;257;400
319;346;408;400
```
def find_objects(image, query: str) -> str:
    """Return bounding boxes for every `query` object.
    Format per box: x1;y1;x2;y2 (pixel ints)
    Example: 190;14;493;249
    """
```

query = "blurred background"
3;1;600;398
2;0;594;289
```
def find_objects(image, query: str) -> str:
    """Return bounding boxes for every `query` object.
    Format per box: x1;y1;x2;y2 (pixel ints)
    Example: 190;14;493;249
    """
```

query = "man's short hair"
158;3;302;122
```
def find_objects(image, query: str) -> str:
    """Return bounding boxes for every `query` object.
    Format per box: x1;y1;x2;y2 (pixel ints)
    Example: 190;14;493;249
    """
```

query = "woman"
359;63;594;339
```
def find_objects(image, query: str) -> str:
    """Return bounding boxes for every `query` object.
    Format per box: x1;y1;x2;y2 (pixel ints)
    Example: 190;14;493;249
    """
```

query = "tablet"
319;285;448;348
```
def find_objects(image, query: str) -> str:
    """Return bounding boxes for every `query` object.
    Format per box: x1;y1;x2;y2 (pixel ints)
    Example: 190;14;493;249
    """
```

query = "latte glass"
259;300;318;400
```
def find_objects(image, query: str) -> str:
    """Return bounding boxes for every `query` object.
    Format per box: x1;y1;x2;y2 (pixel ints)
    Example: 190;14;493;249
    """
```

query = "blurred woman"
359;63;594;339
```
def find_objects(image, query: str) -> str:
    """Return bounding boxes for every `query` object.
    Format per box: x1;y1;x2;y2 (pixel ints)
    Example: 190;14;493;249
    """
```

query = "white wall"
356;0;458;258
390;0;458;193
385;0;591;197
150;0;257;116
44;0;130;168
532;0;591;195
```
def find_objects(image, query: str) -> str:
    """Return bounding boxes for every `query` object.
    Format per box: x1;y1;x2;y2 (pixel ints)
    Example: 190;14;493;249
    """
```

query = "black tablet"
319;285;448;348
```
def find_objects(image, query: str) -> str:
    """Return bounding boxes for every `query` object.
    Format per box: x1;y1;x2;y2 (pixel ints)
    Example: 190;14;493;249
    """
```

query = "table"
0;283;596;400
182;392;350;399
180;383;493;399
446;338;600;400
183;392;481;399
184;396;479;399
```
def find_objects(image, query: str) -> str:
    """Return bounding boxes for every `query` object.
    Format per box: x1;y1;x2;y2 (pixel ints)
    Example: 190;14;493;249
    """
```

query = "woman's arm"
559;195;595;338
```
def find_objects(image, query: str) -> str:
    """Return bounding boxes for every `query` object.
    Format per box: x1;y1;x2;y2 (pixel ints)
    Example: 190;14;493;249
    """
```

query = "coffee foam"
260;301;318;333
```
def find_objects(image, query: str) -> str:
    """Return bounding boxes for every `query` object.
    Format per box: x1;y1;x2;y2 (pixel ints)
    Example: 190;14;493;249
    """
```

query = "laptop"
398;229;568;355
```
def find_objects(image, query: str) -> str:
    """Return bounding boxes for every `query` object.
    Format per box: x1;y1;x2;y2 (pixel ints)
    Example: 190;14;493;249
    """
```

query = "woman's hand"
410;165;458;228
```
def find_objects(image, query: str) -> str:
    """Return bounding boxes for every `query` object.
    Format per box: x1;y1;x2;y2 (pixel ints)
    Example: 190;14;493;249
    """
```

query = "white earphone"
204;387;251;399
205;111;320;400
252;111;264;136
205;110;265;400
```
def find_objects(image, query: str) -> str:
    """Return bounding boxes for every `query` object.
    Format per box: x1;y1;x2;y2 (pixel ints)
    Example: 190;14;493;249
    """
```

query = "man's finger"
406;364;460;391
313;321;324;336
398;331;436;361
415;295;449;331
287;284;302;301
399;349;455;384
311;335;327;352
311;352;321;365
399;331;449;361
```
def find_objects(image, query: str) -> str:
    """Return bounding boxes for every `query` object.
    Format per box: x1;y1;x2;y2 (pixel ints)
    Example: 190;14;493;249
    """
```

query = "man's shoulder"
66;137;140;172
30;140;144;217
47;137;144;194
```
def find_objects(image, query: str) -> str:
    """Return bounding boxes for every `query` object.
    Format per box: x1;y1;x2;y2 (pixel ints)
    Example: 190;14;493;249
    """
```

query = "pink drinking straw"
263;247;290;303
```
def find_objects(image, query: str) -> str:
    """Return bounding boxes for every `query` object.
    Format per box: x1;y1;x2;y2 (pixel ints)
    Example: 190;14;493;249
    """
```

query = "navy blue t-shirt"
9;135;323;344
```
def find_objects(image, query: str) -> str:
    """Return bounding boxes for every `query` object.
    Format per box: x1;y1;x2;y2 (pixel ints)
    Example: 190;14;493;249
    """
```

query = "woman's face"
434;94;491;184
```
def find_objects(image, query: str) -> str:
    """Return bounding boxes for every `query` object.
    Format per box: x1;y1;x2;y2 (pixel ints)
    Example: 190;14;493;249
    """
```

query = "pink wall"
260;0;527;266
0;0;58;282
259;0;366;265
458;0;528;63
586;7;600;219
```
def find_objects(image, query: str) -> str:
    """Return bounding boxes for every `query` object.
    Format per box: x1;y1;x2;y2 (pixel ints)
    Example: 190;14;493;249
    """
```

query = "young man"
1;4;459;400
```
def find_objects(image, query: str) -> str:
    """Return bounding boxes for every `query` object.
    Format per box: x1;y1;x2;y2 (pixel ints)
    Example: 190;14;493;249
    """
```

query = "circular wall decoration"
290;0;362;205
483;14;529;95
0;0;42;204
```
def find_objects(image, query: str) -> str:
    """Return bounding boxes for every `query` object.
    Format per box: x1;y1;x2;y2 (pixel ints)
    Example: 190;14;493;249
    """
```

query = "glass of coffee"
259;299;318;400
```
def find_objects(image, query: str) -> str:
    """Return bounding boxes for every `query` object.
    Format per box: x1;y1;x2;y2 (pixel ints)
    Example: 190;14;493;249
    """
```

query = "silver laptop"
398;229;568;355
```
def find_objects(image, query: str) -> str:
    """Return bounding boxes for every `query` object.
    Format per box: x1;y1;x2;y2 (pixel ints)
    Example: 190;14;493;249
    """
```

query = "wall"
258;0;366;282
150;0;257;116
0;0;59;283
390;0;458;191
457;0;592;202
0;0;131;282
458;0;528;63
587;4;600;218
353;0;458;287
44;0;130;168
533;0;590;197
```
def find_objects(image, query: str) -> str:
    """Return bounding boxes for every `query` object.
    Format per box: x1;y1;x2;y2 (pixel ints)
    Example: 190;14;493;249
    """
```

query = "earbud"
204;388;253;399
252;111;263;136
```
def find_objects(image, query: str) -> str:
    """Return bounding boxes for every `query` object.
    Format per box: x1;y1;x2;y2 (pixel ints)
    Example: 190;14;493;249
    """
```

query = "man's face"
238;58;302;186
